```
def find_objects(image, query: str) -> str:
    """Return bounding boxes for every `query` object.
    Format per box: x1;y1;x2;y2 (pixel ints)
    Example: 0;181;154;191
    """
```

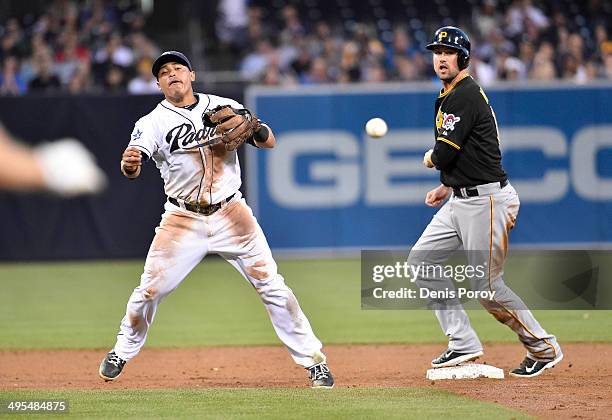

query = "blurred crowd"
1;0;611;97
220;0;612;86
0;0;160;96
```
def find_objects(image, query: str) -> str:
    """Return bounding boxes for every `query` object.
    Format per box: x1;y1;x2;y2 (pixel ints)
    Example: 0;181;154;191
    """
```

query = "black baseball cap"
151;50;192;78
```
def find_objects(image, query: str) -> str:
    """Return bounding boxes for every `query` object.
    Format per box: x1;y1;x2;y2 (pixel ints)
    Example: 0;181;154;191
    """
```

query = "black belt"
453;180;508;198
168;194;235;216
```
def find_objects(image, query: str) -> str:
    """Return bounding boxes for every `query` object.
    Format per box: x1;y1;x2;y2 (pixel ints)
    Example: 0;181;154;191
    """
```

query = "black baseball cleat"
509;353;564;378
431;349;484;368
307;363;334;388
99;350;127;382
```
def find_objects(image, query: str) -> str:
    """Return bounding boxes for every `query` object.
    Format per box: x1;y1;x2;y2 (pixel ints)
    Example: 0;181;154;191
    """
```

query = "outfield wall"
0;83;610;261
0;94;166;260
246;82;612;252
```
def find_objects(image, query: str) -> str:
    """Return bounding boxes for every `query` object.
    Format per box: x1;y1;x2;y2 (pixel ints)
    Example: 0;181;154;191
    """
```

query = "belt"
168;194;235;216
453;179;508;199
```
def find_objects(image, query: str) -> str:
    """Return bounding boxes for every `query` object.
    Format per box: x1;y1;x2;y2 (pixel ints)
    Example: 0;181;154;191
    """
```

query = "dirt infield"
1;343;611;419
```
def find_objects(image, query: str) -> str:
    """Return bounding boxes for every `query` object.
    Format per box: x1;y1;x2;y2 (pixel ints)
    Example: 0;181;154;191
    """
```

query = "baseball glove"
203;105;262;151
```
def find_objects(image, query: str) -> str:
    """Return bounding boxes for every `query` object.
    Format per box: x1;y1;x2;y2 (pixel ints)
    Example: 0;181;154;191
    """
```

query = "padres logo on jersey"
164;123;217;153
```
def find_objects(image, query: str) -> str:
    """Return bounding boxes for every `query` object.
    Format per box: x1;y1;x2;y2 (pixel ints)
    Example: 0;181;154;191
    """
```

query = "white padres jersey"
128;93;245;205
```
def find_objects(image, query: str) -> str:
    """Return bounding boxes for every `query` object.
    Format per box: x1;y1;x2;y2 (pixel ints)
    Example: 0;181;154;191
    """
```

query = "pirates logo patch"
436;110;461;132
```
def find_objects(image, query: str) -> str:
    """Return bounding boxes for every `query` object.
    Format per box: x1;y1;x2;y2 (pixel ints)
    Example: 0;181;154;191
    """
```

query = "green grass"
0;388;529;419
0;258;610;349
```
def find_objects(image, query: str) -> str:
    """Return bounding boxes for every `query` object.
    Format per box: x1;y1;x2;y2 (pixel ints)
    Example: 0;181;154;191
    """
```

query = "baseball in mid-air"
365;117;388;138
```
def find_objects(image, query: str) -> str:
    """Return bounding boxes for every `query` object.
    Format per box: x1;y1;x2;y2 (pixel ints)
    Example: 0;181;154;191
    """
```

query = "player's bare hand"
121;147;142;177
425;184;451;207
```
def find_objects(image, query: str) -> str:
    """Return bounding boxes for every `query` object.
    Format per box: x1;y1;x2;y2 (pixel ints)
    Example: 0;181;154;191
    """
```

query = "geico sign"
267;125;612;208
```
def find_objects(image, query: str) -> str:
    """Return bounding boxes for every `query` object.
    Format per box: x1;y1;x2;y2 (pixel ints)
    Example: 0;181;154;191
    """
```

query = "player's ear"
190;71;196;82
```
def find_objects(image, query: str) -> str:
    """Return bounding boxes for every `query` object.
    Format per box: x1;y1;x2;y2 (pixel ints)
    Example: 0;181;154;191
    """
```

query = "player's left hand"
203;105;262;151
423;149;435;168
425;184;451;207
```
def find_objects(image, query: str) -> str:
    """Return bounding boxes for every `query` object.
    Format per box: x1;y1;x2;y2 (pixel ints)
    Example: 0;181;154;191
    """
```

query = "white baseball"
365;117;388;138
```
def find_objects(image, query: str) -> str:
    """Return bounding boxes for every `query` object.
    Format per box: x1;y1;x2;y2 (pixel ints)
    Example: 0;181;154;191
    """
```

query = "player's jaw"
165;78;187;96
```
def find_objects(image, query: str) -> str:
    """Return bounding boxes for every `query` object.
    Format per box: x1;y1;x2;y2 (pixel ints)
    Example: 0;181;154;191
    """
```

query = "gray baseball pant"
409;182;561;361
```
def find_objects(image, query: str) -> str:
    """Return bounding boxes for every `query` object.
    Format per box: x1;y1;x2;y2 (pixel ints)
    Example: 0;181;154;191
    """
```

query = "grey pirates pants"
409;182;561;361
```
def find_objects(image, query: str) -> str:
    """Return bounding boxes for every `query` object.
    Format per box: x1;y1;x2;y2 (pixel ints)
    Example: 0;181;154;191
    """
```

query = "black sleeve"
431;141;459;170
246;137;260;148
435;90;476;151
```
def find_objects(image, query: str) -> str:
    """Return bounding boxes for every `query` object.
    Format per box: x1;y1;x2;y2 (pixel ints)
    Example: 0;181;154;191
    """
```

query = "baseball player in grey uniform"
98;51;334;388
414;27;563;377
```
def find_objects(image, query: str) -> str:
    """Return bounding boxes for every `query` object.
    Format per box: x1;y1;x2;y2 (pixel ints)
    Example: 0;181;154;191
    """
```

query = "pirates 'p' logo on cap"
438;31;448;41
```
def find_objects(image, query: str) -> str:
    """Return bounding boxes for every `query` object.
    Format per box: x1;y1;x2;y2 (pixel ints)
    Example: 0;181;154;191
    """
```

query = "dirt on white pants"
113;192;324;368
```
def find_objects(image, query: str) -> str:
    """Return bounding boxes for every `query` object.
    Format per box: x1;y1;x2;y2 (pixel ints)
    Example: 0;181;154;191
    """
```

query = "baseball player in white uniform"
98;51;334;388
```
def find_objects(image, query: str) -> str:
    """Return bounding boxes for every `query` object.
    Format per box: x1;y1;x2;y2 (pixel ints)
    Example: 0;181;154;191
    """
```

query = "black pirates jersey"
433;74;507;187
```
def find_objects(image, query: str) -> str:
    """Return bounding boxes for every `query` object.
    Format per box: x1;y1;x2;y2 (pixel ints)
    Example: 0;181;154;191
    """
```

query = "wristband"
253;124;269;143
